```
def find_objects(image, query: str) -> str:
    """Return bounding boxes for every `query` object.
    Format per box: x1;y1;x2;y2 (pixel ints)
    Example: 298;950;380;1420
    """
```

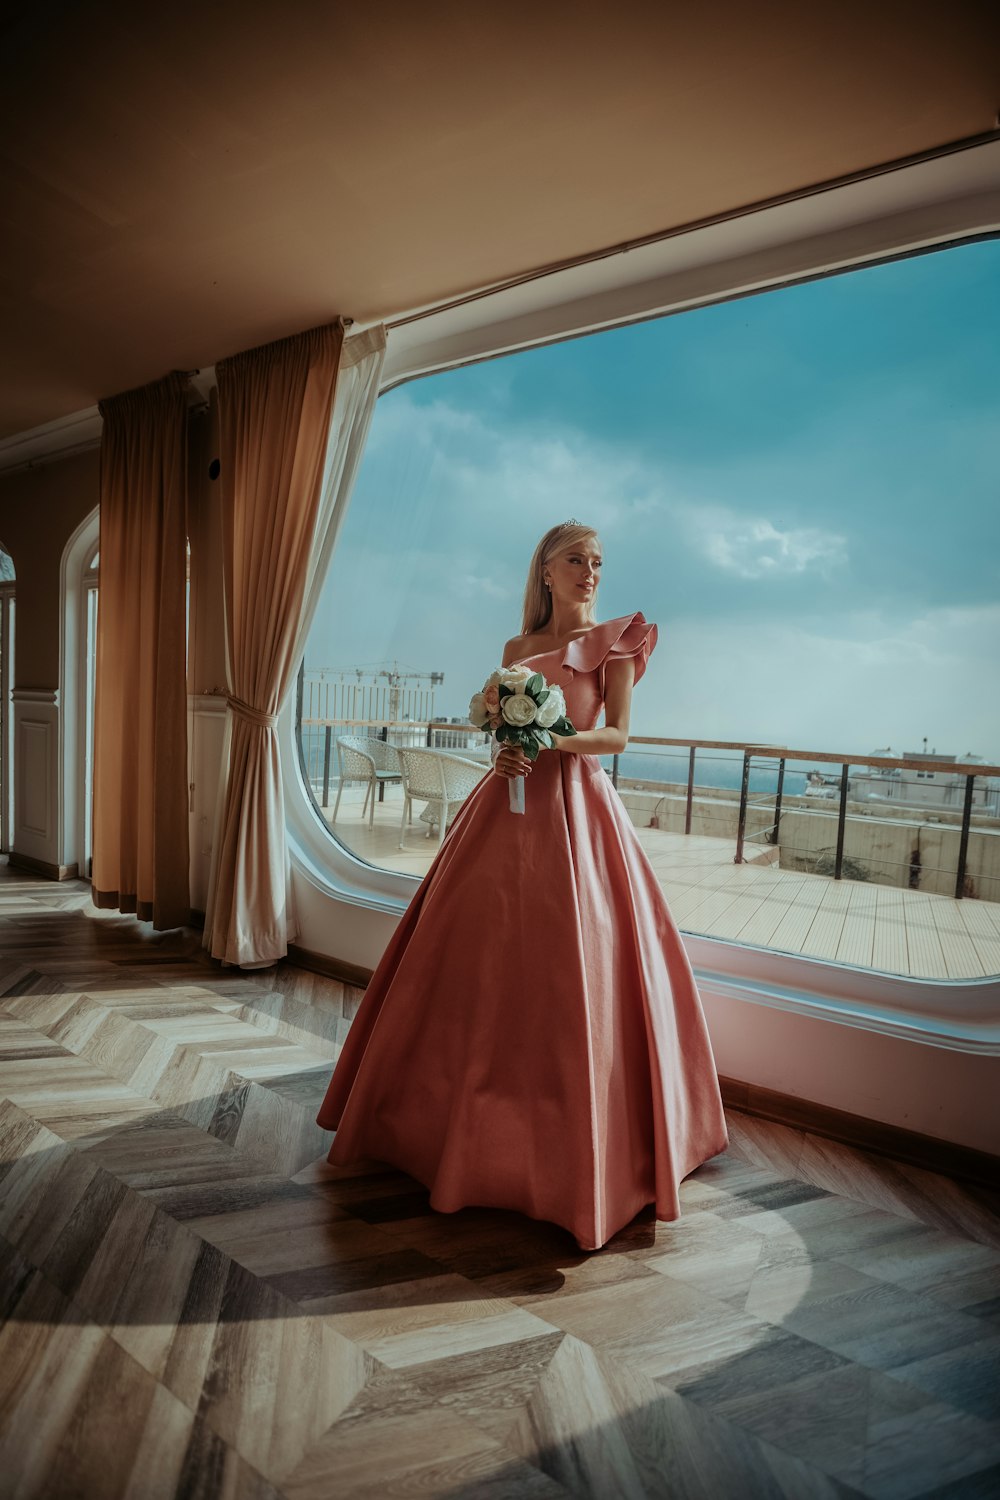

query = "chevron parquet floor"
1;863;998;1499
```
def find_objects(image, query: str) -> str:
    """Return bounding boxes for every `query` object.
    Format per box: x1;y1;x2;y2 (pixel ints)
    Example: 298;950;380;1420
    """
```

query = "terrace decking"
324;785;1000;981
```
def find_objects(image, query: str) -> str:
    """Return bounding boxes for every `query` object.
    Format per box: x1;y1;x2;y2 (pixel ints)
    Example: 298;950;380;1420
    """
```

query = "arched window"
0;544;14;854
60;510;100;877
82;549;99;874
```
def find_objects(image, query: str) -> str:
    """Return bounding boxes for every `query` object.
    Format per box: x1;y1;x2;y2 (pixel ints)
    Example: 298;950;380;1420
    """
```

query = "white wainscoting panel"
13;689;60;867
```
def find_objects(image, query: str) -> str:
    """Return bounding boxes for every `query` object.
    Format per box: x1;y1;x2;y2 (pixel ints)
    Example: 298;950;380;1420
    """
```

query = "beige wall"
0;410;227;888
0;449;99;688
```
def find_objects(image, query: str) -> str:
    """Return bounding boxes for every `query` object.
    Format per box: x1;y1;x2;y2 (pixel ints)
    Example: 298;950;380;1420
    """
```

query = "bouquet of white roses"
468;666;577;813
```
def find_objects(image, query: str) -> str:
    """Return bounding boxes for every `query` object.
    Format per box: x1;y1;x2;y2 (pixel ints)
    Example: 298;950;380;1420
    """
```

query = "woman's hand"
494;745;532;779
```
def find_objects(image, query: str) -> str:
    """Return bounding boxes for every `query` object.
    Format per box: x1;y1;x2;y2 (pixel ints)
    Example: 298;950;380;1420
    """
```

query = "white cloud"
368;395;851;589
365;391;668;538
684;508;848;580
454;572;510;601
307;392;997;757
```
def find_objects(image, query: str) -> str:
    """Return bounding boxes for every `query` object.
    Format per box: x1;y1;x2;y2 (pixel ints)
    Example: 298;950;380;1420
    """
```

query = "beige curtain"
205;321;344;965
93;372;190;928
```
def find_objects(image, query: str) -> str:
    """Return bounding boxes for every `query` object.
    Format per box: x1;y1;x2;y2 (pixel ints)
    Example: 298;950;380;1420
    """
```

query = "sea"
609;749;816;797
300;725;818;798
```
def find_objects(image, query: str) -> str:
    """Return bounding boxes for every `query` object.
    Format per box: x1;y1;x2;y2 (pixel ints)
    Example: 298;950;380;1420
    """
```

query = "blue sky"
307;238;1000;760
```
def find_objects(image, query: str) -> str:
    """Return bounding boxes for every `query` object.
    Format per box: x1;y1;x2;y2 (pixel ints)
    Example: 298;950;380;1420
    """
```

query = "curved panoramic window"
297;238;1000;983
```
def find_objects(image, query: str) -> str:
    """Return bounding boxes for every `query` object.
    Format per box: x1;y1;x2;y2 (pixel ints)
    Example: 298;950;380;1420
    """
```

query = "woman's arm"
552;657;635;755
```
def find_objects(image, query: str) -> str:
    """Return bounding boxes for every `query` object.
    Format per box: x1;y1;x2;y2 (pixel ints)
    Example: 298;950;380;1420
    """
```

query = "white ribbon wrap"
492;733;526;814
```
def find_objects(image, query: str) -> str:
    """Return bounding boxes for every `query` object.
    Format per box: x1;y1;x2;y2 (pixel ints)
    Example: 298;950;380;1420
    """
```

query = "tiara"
558;518;583;528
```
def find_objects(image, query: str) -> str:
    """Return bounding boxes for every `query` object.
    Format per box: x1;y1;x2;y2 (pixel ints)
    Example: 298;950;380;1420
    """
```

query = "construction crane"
374;663;445;723
307;661;445;726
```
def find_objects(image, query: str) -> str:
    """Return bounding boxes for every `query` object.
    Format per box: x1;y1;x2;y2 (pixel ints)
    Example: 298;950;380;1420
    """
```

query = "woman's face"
545;535;602;608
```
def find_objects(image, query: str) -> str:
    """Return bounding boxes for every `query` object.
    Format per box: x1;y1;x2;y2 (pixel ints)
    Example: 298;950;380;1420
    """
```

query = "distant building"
804;770;840;800
849;747;998;816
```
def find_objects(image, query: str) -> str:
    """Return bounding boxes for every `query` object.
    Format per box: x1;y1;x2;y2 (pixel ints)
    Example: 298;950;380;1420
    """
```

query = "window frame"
281;138;1000;1045
0;549;14;854
81;549;99;875
60;508;100;877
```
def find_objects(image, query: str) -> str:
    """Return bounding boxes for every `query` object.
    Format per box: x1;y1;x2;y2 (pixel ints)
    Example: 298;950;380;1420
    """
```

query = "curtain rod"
384;127;1000;332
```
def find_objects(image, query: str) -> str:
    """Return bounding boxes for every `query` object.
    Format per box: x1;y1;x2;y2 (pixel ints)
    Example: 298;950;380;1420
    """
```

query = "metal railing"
723;744;998;900
296;707;1000;902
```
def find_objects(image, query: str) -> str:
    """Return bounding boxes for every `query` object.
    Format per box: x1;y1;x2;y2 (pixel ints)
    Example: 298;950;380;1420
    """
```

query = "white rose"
484;668;505;689
499;665;532;692
535;684;566;729
468;692;489;727
501;692;537;727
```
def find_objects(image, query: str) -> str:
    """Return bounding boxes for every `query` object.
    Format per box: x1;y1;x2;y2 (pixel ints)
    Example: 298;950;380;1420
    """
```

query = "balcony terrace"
318;781;1000;982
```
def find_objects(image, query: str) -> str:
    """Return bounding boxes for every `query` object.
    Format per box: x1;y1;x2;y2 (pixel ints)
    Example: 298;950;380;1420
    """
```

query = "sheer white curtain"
293;325;387;674
205;324;387;965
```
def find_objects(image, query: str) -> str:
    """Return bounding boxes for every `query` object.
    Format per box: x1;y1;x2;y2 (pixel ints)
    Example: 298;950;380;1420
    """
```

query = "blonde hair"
521;522;601;635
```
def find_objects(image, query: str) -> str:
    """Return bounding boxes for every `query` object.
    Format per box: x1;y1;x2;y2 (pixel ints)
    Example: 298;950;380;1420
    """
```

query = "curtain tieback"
226;694;278;730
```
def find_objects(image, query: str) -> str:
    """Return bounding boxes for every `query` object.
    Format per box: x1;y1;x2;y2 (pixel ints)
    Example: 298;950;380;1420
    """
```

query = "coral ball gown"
316;612;729;1249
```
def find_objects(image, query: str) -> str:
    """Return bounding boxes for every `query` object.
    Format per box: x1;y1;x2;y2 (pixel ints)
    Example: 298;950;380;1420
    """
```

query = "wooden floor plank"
904;900;950;980
954;899;1000;976
872;884;910;976
836;878;879;971
930;895;988;980
2;860;999;1500
800;877;853;960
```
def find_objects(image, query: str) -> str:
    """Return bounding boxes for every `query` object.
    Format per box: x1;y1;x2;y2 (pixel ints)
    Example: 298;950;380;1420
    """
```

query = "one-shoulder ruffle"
562;611;658;685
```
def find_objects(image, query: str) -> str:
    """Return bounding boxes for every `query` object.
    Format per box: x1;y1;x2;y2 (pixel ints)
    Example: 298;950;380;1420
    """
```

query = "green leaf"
525;673;543;697
554;718;578;737
534;687;550;706
535;728;553;749
523;738;541;761
498;684;514;700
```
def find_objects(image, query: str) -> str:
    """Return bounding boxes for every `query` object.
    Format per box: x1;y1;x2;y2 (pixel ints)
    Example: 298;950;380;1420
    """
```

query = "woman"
316;521;729;1250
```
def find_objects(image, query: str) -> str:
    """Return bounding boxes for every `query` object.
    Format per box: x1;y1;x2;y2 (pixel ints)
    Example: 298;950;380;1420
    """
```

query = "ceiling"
1;0;998;439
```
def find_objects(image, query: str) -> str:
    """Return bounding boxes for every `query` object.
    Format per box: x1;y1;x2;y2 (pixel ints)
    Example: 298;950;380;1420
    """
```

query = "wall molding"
718;1075;1000;1191
0;406;101;476
7;850;79;881
189;693;228;716
285;942;373;992
695;966;1000;1057
11;687;59;705
0;370;216;476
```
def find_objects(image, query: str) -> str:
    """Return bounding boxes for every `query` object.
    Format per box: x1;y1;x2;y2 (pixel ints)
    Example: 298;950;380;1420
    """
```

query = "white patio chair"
397;747;487;850
332;736;401;829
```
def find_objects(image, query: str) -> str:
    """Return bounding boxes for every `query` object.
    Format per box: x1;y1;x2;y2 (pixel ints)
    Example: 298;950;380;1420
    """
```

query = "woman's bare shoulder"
501;633;531;667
